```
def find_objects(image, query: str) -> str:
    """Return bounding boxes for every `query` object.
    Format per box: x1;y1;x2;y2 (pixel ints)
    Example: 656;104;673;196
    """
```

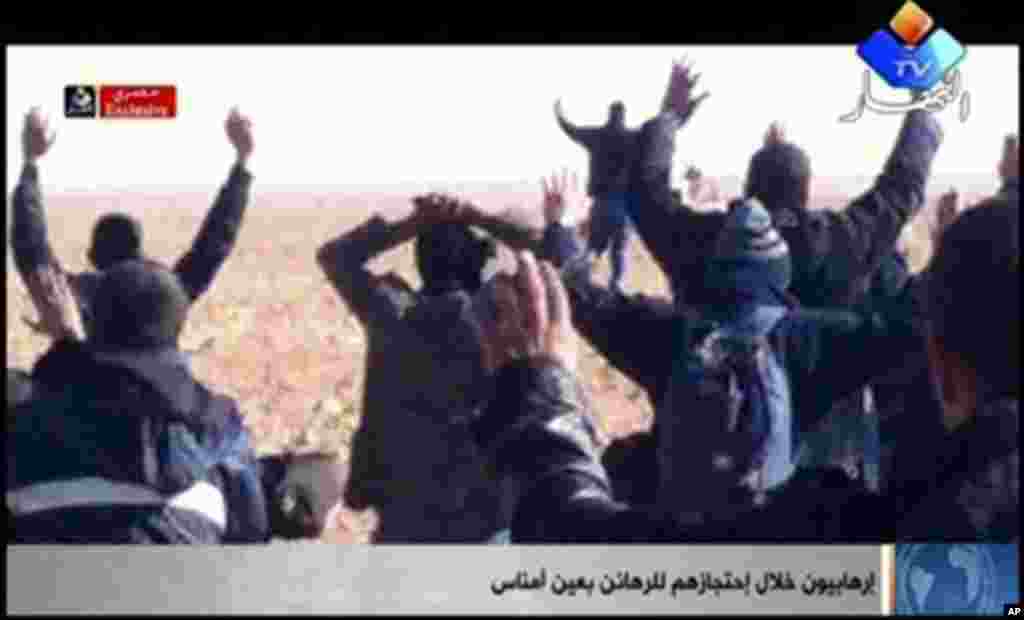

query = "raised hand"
225;107;254;163
662;56;710;124
475;252;577;374
764;121;787;146
998;134;1019;182
411;192;475;225
22;107;57;162
931;187;960;245
541;168;585;225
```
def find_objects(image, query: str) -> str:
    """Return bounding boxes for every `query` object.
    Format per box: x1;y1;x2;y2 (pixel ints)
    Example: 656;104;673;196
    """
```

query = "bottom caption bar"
5;544;1018;614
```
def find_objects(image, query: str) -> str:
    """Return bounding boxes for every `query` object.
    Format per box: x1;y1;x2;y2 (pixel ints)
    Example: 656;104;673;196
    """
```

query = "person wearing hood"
316;193;509;543
467;191;1017;543
8;260;270;544
465;180;928;541
10;106;254;342
554;99;639;295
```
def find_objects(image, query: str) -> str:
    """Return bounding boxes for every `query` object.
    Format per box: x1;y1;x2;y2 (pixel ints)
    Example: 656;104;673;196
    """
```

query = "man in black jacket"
466;195;1018;543
603;58;941;502
10;106;254;340
8;261;270;544
317;194;509;543
625;62;941;311
554;99;639;294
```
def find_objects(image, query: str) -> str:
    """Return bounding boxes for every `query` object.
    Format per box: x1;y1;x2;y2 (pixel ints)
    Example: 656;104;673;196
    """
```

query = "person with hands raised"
10;106;256;344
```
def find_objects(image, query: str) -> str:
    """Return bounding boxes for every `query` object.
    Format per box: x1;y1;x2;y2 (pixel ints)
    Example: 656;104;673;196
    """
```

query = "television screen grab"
6;11;1020;615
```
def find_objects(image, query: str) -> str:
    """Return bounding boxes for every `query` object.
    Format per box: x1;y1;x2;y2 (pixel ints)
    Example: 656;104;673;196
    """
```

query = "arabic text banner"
7;545;882;615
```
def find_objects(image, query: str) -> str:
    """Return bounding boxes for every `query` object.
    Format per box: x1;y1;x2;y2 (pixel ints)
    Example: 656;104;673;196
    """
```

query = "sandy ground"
5;186;986;542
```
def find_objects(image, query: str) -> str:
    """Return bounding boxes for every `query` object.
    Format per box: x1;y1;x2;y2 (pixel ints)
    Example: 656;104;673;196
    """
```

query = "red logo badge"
99;86;177;119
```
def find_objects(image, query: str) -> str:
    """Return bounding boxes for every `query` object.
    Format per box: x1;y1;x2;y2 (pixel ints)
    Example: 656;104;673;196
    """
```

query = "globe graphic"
897;544;1001;614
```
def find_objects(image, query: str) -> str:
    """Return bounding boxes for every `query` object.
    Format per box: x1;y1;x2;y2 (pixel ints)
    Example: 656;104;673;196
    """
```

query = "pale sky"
6;45;1019;193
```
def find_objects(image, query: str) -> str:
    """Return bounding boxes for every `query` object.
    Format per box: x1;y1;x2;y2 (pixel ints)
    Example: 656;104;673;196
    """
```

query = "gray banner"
7;545;882;615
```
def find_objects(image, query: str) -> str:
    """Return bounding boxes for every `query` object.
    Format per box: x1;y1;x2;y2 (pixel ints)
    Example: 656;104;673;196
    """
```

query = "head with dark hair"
414;221;497;296
608;101;625;127
89;260;190;352
743;141;812;213
924;196;1019;428
684;165;702;181
89;213;143;270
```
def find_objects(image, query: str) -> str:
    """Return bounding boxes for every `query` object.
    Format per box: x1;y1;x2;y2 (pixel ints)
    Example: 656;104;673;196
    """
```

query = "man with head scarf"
619;58;940;504
554;99;639;295
464;198;1017;543
10;106;254;341
464;191;928;541
317;193;513;543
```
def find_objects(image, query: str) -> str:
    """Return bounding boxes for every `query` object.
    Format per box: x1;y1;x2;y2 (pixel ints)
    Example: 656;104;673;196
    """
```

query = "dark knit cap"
89;213;143;270
709;198;792;293
744;142;812;211
89;260;189;352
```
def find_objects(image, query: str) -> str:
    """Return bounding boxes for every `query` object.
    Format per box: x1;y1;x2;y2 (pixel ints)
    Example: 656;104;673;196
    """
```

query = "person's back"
317;195;505;543
8;262;269;544
10;107;254;341
470;196;1016;544
355;288;500;541
883;196;1019;541
624;61;941;309
555;101;638;198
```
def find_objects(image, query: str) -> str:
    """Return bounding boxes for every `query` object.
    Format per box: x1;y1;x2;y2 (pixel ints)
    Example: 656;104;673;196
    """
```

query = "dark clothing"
998;176;1019;205
526;226;928;531
556;115;639;197
625;109;942;308
476;356;1018;542
587;193;633;291
10;162;253;335
543;223;925;454
8;340;269;544
318;216;504;543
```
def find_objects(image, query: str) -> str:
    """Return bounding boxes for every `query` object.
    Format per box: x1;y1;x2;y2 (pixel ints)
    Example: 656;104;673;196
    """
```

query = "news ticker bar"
6;545;1017;615
6;545;879;615
64;85;177;119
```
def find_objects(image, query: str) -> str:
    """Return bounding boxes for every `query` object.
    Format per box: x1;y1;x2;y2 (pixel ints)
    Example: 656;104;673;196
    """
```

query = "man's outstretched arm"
173;108;254;303
317;194;460;326
554;100;598;148
541;218;679;404
10;108;85;342
628;59;715;297
829;109;943;283
461;202;545;253
316;213;420;327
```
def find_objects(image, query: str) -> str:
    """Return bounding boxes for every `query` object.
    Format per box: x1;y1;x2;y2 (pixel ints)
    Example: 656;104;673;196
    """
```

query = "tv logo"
840;2;970;124
857;1;966;91
1006;604;1023;616
64;85;97;118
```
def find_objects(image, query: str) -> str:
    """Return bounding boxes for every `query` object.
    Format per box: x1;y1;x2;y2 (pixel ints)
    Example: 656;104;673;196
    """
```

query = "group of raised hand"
23;105;255;165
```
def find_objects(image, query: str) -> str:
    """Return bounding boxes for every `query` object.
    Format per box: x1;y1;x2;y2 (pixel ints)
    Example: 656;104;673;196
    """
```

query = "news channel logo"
64;85;97;118
840;2;970;124
857;1;965;91
894;544;1019;615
